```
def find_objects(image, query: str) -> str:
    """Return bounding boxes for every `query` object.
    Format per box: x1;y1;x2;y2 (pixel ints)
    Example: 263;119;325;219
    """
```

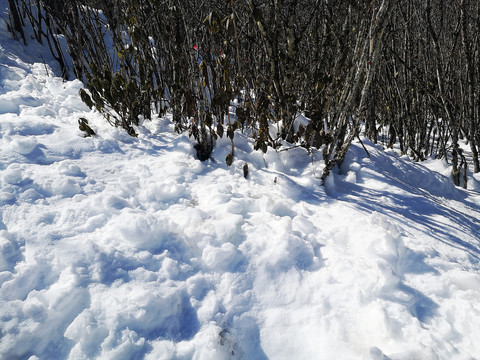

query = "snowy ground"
1;10;480;360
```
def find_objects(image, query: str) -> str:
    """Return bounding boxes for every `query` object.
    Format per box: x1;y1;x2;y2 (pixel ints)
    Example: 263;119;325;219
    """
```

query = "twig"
356;134;371;158
40;55;51;77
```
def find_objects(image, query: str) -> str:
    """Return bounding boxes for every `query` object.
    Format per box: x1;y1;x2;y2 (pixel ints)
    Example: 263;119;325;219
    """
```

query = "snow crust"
1;9;480;360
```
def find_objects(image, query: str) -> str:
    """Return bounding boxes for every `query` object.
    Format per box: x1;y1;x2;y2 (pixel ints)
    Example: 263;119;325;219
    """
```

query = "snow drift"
1;9;480;360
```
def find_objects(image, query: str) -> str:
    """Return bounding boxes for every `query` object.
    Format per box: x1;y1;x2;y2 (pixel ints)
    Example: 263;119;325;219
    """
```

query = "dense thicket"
7;0;480;185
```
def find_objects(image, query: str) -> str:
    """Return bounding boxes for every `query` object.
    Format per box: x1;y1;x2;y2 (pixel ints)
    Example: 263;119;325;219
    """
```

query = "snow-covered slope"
1;12;480;360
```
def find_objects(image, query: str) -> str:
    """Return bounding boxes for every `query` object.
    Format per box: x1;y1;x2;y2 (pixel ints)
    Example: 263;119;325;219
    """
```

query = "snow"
1;8;480;360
